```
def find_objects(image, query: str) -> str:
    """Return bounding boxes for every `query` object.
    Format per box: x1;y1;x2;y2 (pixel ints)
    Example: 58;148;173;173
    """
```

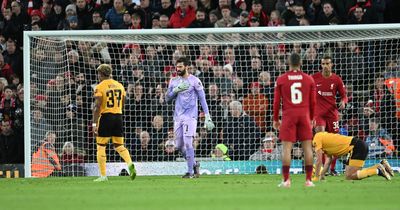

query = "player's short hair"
288;53;301;67
176;57;190;66
322;55;332;61
97;64;112;76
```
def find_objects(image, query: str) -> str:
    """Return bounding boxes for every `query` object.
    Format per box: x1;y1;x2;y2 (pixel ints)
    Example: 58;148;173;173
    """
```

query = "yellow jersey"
94;79;126;114
312;132;354;157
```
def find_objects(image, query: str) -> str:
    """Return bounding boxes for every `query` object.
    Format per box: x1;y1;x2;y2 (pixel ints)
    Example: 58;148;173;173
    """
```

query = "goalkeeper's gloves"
204;114;215;131
173;81;190;94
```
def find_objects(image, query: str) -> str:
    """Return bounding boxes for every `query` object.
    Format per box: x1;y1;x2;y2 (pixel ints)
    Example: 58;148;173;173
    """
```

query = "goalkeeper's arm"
197;88;215;131
165;81;177;103
165;80;190;102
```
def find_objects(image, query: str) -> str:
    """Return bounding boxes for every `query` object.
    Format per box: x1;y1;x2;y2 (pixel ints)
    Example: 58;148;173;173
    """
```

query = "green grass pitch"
1;174;399;210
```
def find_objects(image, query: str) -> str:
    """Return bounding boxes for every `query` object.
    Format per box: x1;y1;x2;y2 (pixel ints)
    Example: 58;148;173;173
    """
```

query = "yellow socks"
115;145;133;165
356;164;379;179
97;145;107;176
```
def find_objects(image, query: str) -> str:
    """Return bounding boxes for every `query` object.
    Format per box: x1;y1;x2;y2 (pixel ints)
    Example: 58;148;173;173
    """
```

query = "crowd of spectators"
0;0;399;168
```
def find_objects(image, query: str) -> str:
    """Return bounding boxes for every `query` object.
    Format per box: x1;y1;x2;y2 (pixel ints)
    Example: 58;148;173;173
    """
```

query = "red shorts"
315;115;339;133
279;115;313;142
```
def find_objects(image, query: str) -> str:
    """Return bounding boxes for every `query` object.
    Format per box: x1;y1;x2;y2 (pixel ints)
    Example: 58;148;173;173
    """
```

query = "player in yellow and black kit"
312;132;394;181
92;64;136;182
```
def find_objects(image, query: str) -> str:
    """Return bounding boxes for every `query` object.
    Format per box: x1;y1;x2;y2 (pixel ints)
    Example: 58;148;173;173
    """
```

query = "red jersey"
312;72;347;118
273;70;316;121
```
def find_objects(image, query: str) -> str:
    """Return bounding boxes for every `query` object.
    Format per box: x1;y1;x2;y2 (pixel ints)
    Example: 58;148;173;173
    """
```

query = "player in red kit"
273;53;317;188
312;55;347;176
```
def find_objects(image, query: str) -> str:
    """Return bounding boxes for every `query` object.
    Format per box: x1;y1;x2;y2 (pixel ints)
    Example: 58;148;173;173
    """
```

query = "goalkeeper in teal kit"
166;57;215;178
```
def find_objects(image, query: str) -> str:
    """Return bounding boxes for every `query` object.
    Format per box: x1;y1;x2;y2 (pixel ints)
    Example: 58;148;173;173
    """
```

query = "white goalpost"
24;24;400;178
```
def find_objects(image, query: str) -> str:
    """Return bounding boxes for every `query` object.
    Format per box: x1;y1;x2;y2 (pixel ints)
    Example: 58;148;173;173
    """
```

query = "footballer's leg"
302;140;315;187
380;159;394;177
174;121;186;157
94;141;108;182
113;141;135;180
299;117;315;187
174;121;190;178
193;161;200;178
346;164;390;180
278;118;296;187
344;137;391;180
278;141;293;187
327;119;340;176
182;119;197;178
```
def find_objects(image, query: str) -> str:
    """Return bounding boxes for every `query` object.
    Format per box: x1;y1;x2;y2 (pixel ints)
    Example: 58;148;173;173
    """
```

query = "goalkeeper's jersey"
166;75;209;120
313;132;354;157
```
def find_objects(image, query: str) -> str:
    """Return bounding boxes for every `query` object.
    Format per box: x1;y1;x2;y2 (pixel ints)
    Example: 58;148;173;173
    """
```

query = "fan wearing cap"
67;15;80;30
92;64;136;182
30;9;43;23
121;10;132;28
233;10;249;27
249;132;282;160
235;0;247;11
249;16;260;27
242;82;269;132
211;144;231;161
248;0;269;26
232;0;247;17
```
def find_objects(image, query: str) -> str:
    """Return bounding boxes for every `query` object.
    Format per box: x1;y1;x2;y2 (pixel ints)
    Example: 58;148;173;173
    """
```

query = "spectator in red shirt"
0;54;14;83
61;141;85;165
242;82;268;132
170;0;195;28
248;0;268;26
268;10;283;26
130;13;142;29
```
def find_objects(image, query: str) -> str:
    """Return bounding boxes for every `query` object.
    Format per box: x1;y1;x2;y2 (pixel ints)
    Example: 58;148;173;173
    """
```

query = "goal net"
24;25;400;177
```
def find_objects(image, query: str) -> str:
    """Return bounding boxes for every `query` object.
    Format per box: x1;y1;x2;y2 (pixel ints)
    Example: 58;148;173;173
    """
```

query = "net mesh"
27;26;400;177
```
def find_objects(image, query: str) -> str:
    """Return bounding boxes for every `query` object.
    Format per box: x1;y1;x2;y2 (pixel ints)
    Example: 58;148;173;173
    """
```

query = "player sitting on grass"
312;132;394;181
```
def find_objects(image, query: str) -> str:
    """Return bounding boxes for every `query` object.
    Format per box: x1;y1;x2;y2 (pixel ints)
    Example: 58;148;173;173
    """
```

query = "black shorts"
98;113;123;137
348;137;369;162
